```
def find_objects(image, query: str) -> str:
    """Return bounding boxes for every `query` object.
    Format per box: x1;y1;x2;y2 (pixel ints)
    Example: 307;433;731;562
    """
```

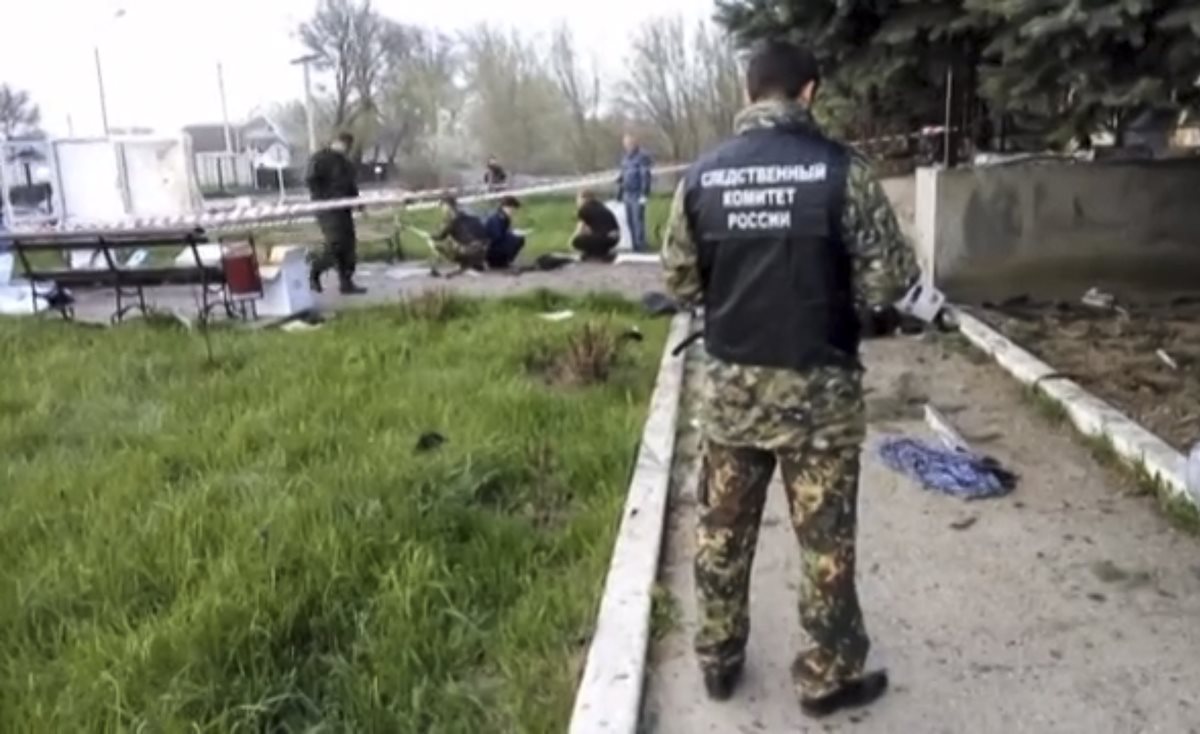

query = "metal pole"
943;67;955;168
302;60;317;153
95;46;111;135
218;62;234;153
0;153;14;232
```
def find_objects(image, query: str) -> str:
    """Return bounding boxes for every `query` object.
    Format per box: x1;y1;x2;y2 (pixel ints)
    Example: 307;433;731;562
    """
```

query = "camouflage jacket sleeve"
841;154;920;309
661;179;702;306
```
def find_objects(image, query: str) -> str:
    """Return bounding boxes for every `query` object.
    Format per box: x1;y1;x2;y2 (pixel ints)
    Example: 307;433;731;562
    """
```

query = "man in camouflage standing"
306;132;366;295
661;39;918;716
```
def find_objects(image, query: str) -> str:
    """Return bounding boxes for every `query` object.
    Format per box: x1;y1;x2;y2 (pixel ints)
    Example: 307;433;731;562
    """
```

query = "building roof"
184;116;288;154
183;124;239;154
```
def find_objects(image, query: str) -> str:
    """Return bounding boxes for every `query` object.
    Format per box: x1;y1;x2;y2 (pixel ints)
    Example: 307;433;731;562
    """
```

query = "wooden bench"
8;227;255;323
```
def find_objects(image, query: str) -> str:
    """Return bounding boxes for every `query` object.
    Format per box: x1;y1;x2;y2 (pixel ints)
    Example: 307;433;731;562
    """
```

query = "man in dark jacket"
483;196;525;269
306;132;366;294
571;189;620;262
431;195;489;273
484;156;508;191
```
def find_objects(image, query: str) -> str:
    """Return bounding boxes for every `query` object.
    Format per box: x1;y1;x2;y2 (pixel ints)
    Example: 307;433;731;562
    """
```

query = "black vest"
684;124;858;371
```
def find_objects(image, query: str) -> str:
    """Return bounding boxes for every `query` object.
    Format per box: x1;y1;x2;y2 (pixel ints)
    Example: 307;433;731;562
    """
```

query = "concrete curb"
569;311;693;734
955;310;1195;508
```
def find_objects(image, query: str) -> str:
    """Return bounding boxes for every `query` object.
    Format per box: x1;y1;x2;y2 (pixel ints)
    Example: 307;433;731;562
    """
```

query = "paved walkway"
644;336;1200;733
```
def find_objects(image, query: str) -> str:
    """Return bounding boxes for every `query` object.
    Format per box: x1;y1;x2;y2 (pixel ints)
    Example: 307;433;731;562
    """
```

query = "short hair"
499;196;521;208
577;188;597;201
336;132;355;147
745;40;820;102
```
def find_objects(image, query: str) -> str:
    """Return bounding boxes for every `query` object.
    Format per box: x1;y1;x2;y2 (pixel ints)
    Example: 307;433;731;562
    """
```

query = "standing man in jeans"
616;134;653;252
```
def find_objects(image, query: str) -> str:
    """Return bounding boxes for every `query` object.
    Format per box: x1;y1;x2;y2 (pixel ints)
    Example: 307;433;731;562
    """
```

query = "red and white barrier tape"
7;124;952;235
10;164;687;235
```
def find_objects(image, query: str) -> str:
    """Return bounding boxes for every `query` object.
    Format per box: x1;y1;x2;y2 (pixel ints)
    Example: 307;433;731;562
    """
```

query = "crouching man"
431;195;489;274
571;189;620;263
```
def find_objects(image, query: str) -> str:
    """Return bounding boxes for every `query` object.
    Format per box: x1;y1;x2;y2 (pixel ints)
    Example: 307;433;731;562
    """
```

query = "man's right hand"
862;305;901;339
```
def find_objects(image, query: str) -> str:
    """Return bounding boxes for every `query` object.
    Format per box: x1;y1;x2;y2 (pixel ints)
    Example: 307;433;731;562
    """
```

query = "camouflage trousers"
434;238;487;270
694;433;869;699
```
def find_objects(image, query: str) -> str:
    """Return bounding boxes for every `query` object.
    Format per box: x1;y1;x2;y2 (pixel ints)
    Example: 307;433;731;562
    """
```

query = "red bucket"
221;242;262;297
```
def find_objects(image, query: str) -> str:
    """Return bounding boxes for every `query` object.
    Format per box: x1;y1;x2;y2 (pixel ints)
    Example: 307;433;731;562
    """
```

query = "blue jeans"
626;199;647;252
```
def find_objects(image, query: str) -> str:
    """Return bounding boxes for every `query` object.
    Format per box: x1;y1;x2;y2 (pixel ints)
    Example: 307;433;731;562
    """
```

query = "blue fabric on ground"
877;437;1017;499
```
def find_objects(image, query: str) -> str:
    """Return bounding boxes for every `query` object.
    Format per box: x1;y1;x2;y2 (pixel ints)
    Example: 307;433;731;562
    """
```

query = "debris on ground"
281;320;323;332
1156;349;1179;371
976;298;1200;451
895;281;947;325
619;326;645;343
540;310;575;322
415;431;447;452
1081;287;1117;310
949;516;978;531
642;291;680;317
877;437;1018;499
534;254;575;271
924;404;971;453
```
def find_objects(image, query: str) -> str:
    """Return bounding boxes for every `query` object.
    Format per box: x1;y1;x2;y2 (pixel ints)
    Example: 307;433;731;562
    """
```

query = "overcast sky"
1;0;715;138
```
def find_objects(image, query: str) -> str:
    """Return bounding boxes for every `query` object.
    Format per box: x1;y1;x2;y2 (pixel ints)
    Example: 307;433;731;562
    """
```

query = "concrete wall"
915;159;1200;301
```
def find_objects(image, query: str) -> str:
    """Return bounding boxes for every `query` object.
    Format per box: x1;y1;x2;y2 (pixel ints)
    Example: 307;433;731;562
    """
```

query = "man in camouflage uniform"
306;132;367;295
430;195;489;274
661;40;918;716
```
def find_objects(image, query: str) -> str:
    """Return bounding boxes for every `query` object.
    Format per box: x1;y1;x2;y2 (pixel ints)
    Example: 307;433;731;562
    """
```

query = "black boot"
339;278;367;295
702;660;744;701
799;670;889;718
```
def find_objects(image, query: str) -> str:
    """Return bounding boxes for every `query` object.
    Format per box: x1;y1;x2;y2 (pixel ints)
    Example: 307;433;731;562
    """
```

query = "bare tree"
621;17;701;161
268;100;333;153
374;28;459;165
460;25;570;173
692;23;744;144
299;0;396;133
549;25;603;171
0;84;41;139
300;0;358;127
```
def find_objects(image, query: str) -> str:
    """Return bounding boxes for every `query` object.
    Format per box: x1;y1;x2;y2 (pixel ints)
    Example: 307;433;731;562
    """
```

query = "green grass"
253;193;673;264
0;292;670;732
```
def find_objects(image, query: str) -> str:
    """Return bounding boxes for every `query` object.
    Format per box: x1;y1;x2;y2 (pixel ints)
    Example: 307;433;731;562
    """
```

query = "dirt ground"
973;297;1200;452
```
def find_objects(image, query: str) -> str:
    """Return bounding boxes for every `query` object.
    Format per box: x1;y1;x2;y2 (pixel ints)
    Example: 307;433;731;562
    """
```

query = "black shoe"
339;281;368;295
702;661;744;701
309;271;323;293
799;670;889;718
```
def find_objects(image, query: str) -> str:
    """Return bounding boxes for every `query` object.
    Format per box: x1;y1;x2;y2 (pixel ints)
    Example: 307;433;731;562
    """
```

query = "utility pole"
943;67;958;168
291;54;320;153
93;8;126;137
218;62;234;152
94;46;111;136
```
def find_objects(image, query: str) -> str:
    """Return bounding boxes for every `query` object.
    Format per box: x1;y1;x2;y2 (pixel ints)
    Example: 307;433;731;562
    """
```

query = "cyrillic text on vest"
699;163;827;189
